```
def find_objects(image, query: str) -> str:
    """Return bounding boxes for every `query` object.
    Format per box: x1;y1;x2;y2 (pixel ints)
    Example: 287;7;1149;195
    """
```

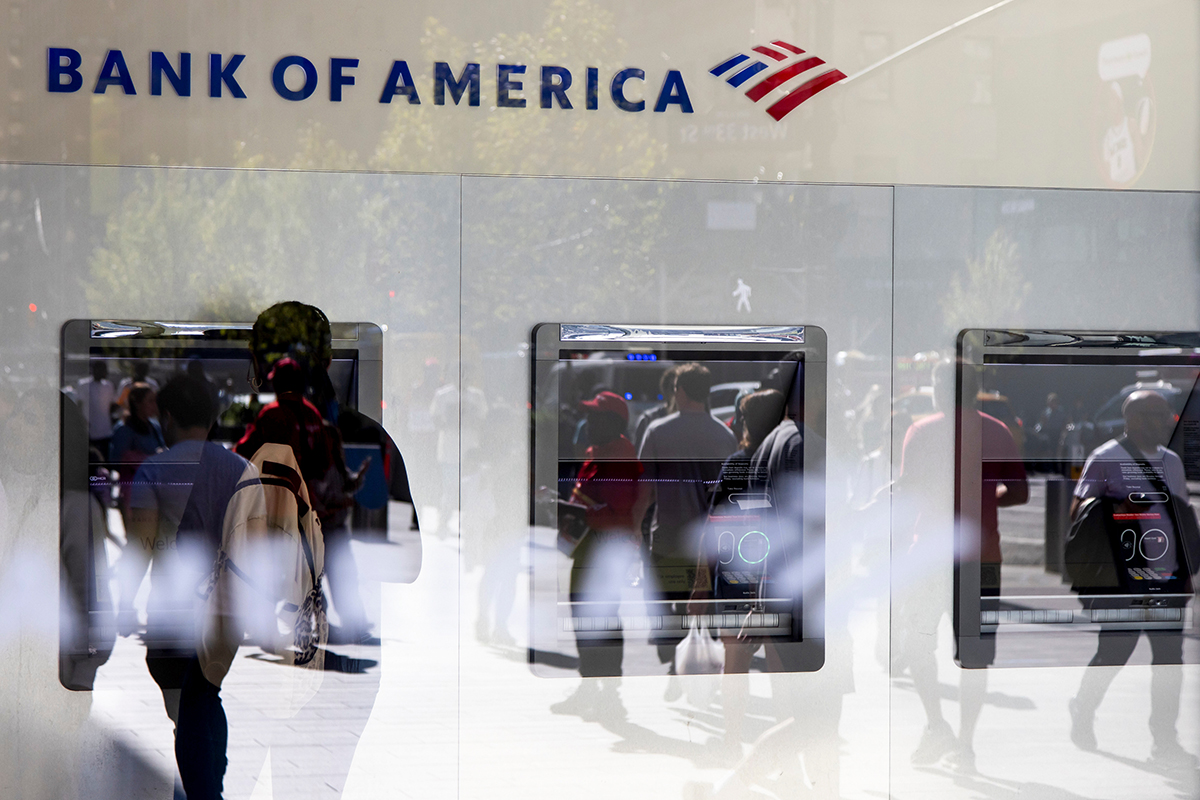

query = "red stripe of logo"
765;69;846;120
771;40;804;55
752;45;789;61
744;56;825;102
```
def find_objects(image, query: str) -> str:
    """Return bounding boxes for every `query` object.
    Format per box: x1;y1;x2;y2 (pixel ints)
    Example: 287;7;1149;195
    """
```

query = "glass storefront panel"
890;185;1200;797
0;46;1198;795
0;164;462;798
459;176;893;798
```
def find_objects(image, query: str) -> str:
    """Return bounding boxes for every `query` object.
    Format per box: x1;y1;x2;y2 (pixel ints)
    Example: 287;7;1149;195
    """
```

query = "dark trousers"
146;651;228;800
1089;629;1183;667
569;535;636;677
642;548;693;668
323;523;369;634
1076;630;1184;744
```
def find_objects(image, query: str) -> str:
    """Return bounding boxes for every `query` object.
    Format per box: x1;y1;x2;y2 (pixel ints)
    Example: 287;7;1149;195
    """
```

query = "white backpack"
199;442;328;716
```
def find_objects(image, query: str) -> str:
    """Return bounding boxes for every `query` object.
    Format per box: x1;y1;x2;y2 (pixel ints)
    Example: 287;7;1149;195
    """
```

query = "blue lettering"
209;53;247;98
94;49;136;95
272;55;317;101
497;64;526;108
150;52;191;97
380;60;421;104
330;57;358;102
540;66;572;109
586;67;598;110
610;68;644;112
433;62;480;106
47;48;82;93
653;69;693;113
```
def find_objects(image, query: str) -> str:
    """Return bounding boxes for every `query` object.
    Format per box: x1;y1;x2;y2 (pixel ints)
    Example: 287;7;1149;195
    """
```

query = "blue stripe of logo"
709;54;750;77
727;61;768;87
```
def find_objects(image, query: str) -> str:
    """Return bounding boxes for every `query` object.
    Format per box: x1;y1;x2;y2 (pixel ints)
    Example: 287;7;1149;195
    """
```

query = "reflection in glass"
955;330;1200;770
531;324;826;691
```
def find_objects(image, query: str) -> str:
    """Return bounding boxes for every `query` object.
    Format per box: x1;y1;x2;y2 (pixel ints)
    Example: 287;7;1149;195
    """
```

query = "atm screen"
954;330;1200;668
58;319;382;688
529;324;827;677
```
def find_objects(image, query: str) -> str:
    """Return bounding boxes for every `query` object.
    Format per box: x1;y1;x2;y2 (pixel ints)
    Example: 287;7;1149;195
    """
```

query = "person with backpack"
228;300;416;798
236;304;372;641
1066;390;1199;767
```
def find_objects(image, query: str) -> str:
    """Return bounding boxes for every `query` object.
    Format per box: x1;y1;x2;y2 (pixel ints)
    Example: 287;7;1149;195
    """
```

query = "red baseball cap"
581;391;629;422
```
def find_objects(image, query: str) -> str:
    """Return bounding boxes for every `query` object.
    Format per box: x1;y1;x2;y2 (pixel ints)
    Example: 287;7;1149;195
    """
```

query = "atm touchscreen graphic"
955;330;1200;668
529;324;826;677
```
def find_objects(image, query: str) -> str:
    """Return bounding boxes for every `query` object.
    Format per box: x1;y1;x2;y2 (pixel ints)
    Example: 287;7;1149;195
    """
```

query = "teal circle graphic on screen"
738;531;770;564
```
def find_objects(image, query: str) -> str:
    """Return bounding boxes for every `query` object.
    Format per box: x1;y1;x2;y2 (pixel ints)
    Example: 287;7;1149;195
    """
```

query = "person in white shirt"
77;360;117;453
1068;390;1198;767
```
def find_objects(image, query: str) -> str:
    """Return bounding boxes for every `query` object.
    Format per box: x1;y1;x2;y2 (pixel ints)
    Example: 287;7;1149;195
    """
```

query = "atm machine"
955;329;1200;668
529;323;827;676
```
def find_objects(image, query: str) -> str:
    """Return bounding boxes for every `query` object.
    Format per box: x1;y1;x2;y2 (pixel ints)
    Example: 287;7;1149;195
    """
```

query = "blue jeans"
146;651;228;800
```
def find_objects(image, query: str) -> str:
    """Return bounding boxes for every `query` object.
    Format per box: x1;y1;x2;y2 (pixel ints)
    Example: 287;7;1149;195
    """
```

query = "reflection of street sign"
1098;33;1151;81
1095;34;1155;188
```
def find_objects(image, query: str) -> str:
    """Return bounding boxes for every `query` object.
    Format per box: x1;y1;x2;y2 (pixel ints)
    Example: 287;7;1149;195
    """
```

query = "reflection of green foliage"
86;125;455;326
87;0;669;330
86;167;260;319
464;0;666;178
462;180;666;338
436;0;672;335
373;0;669;179
940;229;1030;333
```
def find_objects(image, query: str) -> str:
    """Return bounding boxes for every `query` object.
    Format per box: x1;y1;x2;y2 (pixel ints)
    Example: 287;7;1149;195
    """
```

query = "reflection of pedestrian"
110;383;166;633
692;389;782;748
231;301;417;798
116;359;159;411
406;358;441;529
474;393;524;646
123;375;260;799
896;360;1026;771
110;385;164;493
77;360;117;459
732;278;752;313
430;375;488;537
1068;390;1198;767
236;310;370;641
633;366;679;452
631;364;737;688
553;392;642;717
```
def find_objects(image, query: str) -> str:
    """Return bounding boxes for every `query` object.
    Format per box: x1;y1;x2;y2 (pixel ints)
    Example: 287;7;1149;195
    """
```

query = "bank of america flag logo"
710;40;846;121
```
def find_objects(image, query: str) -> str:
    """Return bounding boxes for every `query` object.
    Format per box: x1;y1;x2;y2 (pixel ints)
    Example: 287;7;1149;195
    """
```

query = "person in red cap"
570;391;641;531
553;391;643;717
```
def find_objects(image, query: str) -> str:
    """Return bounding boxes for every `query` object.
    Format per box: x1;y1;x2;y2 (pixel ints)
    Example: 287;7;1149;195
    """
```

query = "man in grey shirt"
635;363;738;557
632;363;737;679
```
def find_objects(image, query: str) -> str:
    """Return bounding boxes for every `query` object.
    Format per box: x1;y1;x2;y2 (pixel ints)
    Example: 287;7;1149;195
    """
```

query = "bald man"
1068;390;1196;767
1070;390;1184;519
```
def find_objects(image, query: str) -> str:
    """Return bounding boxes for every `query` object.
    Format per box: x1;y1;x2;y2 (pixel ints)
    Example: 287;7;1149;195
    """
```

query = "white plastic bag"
675;619;725;707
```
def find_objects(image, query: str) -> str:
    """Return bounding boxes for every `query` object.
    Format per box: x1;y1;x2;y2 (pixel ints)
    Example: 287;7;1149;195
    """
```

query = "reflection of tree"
462;0;666;178
463;180;666;340
434;0;673;337
372;0;669;179
85;127;456;327
939;228;1029;333
85;0;665;331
